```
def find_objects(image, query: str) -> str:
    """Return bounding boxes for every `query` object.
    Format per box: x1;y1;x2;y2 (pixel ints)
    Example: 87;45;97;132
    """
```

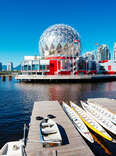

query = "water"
0;77;116;155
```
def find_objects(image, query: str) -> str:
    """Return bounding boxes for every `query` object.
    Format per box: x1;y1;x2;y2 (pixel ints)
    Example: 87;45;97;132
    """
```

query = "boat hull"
40;118;62;147
88;101;116;124
70;101;112;141
81;101;116;136
62;102;94;143
0;140;25;156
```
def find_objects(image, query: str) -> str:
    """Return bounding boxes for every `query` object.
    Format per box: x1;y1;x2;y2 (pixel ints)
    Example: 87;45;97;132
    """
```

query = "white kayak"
70;101;112;141
40;118;62;147
0;140;25;156
81;101;116;135
62;102;94;143
87;101;116;124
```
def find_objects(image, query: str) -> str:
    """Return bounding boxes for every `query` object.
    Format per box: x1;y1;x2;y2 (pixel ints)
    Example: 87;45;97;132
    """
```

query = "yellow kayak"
70;101;112;142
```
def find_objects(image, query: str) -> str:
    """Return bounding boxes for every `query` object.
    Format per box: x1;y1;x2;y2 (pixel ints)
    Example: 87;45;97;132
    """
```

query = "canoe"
40;118;62;147
62;102;94;143
0;140;25;156
87;101;116;124
70;101;112;141
80;101;116;135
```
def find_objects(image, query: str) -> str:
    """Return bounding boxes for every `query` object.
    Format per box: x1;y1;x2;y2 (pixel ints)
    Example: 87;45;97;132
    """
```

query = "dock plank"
26;101;94;156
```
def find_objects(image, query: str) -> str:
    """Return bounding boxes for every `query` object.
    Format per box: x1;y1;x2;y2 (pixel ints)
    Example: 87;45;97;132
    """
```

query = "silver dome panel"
39;24;81;57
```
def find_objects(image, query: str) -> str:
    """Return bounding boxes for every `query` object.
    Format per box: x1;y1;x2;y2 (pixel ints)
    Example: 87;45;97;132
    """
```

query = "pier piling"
8;76;12;81
1;75;6;81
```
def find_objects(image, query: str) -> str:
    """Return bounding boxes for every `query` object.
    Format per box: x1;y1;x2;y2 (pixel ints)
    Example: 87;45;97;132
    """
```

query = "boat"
87;101;116;124
70;101;112;141
62;102;94;143
0;140;25;156
40;118;62;147
0;124;27;156
80;101;116;135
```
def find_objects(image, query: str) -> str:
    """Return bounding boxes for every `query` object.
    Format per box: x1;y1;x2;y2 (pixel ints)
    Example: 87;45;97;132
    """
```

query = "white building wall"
24;56;41;61
99;60;116;72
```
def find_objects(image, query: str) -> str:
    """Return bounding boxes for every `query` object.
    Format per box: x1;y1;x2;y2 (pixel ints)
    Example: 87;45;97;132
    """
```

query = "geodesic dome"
39;24;81;57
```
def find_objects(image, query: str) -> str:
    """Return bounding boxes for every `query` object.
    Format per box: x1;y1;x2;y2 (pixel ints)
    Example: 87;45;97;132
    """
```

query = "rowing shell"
62;101;94;143
70;101;112;141
87;101;116;124
80;101;116;135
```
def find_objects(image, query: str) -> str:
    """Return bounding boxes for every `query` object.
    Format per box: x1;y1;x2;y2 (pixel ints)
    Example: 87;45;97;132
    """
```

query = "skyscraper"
82;51;95;61
113;43;116;60
7;62;13;71
0;62;2;71
97;44;110;61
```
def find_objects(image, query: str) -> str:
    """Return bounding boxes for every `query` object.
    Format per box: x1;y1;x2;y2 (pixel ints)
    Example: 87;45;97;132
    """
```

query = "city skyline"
0;0;116;66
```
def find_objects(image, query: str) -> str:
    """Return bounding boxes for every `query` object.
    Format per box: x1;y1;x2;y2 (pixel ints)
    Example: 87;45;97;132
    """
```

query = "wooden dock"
26;101;94;156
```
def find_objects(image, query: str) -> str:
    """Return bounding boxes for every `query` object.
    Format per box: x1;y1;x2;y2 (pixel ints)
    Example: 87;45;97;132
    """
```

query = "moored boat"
62;101;94;143
70;101;112;141
0;140;25;156
87;101;116;124
40;118;62;147
80;101;116;135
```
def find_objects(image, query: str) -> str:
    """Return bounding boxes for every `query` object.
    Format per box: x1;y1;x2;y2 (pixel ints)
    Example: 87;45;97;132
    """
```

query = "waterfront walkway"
26;101;94;156
15;74;116;82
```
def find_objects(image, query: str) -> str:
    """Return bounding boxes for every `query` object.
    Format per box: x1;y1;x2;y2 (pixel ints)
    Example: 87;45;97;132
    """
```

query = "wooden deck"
26;101;94;156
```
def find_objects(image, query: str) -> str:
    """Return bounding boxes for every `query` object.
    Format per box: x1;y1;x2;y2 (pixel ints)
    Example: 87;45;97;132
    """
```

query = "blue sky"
0;0;116;66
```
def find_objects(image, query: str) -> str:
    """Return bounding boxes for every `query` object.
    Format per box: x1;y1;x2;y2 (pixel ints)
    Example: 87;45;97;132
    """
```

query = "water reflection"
15;82;115;103
0;79;116;155
90;132;111;156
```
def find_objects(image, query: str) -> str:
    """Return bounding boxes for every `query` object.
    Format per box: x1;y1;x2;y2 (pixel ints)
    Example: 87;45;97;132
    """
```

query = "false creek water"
0;77;116;155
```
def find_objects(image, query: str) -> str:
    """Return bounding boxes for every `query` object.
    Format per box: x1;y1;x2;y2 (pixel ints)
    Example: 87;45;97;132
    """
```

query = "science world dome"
39;24;81;57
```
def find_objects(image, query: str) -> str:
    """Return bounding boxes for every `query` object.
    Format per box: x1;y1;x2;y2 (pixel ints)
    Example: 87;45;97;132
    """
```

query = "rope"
27;139;61;144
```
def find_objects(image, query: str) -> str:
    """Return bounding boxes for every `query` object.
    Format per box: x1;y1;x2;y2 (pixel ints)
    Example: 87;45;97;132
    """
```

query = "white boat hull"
62;102;94;143
0;140;25;156
71;101;112;141
81;101;116;135
40;118;62;147
88;101;116;124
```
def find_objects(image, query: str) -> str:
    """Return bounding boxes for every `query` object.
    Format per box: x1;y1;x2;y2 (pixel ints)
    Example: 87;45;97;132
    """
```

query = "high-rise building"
7;62;13;71
0;62;2;71
113;43;116;60
82;51;95;61
97;44;110;61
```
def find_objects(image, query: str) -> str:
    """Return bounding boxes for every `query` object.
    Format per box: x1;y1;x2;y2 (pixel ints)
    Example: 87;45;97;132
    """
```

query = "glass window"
32;64;39;70
40;65;49;71
40;65;45;70
61;59;71;71
23;65;28;71
78;60;86;70
28;66;31;71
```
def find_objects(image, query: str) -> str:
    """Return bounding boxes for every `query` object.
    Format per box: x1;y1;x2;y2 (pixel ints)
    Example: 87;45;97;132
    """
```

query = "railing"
15;74;116;81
